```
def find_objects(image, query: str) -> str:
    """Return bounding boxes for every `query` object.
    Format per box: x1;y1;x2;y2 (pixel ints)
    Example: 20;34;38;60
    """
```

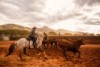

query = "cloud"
84;19;100;25
78;14;100;25
44;11;82;23
0;0;46;22
70;4;100;25
95;12;100;17
0;0;83;24
0;0;100;29
74;0;100;7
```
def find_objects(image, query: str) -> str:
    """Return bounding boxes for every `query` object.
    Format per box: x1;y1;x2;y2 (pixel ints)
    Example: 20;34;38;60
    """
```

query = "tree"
96;34;100;36
48;31;57;35
64;33;72;36
0;29;29;35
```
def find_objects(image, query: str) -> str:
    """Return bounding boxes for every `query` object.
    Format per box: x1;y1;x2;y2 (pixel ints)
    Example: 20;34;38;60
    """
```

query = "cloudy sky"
0;0;100;34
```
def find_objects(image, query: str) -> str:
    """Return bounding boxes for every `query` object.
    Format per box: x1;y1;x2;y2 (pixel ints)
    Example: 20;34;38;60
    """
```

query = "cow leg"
54;42;57;49
53;44;55;49
53;43;57;49
62;50;69;60
50;43;52;48
77;51;81;58
52;43;55;49
46;43;49;48
43;43;46;49
72;51;77;60
54;43;56;49
74;50;81;58
50;43;53;48
73;51;77;56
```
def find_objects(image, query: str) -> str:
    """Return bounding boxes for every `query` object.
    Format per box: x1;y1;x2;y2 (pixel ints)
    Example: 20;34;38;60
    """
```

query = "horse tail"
5;42;16;56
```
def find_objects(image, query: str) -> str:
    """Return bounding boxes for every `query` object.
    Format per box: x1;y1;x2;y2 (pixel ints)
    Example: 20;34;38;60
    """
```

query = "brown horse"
42;38;57;49
57;38;84;60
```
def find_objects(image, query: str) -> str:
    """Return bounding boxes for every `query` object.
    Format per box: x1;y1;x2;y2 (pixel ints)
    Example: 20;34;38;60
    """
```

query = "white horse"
5;34;47;60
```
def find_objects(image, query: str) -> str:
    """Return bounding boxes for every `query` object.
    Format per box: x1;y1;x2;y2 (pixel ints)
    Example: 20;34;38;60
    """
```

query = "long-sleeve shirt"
29;29;37;38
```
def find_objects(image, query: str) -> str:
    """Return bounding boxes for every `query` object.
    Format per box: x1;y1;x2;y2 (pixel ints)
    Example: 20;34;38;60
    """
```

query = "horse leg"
32;42;35;48
24;47;26;54
43;43;45;48
28;41;31;49
24;47;30;56
36;47;48;59
19;49;24;61
47;43;50;48
19;53;23;61
42;51;48;59
43;43;46;49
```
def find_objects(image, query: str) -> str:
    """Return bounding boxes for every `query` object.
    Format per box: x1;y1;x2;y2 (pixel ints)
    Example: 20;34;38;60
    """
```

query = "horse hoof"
25;54;30;56
63;58;71;61
42;57;48;62
63;59;67;61
21;59;25;61
4;55;7;57
44;57;48;60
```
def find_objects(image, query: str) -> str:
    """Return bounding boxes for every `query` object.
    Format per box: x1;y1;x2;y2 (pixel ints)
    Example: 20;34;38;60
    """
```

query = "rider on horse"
43;32;48;40
28;26;37;47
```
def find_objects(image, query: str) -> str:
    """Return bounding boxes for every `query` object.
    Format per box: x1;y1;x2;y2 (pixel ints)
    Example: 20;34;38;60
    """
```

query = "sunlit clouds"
42;0;75;15
0;0;100;34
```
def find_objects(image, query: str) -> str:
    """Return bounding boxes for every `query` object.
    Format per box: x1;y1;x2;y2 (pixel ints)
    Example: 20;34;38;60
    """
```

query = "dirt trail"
0;41;100;67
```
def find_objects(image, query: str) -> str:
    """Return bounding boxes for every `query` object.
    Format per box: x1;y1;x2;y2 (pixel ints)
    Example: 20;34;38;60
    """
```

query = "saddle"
26;37;37;48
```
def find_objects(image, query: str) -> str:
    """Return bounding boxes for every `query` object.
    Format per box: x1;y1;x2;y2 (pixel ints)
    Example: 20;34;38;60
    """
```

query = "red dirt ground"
0;41;100;67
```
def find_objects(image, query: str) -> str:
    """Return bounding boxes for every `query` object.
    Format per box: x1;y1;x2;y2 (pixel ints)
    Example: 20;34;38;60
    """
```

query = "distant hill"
0;24;84;35
37;26;75;34
37;26;54;33
0;24;30;31
56;29;74;34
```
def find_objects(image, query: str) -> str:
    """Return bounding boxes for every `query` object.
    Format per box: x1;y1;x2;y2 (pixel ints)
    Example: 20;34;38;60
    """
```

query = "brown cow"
42;38;57;49
57;38;84;60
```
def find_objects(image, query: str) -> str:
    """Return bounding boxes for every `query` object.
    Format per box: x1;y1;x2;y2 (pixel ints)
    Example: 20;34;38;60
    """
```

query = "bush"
48;31;57;35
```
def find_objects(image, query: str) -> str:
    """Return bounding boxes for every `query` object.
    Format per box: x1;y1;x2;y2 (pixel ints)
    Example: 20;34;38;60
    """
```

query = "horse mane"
26;38;30;41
